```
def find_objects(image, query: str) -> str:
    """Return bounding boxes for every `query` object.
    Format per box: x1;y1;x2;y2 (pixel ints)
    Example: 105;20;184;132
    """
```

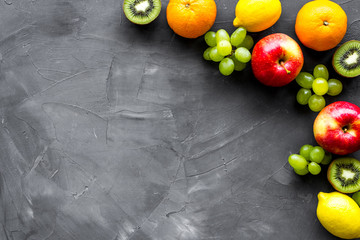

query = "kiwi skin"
123;0;161;25
332;40;360;78
327;158;360;194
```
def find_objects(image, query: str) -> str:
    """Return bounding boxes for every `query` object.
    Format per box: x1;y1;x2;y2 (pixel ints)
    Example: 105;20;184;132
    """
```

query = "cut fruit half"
332;40;360;78
123;0;161;25
327;158;360;193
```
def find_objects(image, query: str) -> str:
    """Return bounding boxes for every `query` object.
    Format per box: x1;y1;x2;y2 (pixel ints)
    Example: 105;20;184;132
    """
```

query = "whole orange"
166;0;217;39
295;0;347;51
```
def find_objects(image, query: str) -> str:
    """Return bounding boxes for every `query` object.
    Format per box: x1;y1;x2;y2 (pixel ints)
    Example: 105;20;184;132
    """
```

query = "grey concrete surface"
0;0;359;239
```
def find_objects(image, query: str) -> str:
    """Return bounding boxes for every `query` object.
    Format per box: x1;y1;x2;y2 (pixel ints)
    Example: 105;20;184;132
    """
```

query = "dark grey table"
0;0;359;239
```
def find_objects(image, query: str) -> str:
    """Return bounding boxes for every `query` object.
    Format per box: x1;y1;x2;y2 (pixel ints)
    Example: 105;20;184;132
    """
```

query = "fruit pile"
293;100;360;239
295;64;343;112
288;144;331;176
316;158;360;239
203;28;254;76
121;0;360;238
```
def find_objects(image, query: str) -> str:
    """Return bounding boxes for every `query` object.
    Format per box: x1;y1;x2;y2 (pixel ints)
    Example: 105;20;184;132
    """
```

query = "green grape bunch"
295;64;343;112
203;27;254;76
288;144;332;176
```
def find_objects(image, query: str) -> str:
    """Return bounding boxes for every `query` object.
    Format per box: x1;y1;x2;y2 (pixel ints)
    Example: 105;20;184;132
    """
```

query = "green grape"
210;47;224;62
308;94;325;112
204;31;217;47
321;151;332;165
219;58;235;76
235;47;251;63
352;192;360;207
216;29;230;43
217;40;232;56
237;35;254;49
296;88;312;105
294;167;309;176
308;162;321;175
312;78;329;96
230;27;247;47
327;79;343;96
299;144;313;161
313;64;329;80
309;146;325;163
203;47;212;61
231;55;246;71
296;72;315;89
288;154;308;170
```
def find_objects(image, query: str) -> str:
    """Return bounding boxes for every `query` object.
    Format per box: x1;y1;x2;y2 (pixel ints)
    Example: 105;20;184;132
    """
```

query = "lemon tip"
318;192;327;201
233;18;241;27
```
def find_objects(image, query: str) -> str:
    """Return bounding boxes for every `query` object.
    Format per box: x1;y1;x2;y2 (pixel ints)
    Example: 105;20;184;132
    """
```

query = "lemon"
233;0;281;32
317;192;360;239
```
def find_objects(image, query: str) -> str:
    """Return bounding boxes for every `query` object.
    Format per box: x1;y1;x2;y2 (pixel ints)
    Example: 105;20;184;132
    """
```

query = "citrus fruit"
166;0;217;39
317;192;360;239
295;0;347;51
233;0;281;32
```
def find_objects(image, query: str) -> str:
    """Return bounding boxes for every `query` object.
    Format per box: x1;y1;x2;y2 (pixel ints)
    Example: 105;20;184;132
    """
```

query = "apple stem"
279;60;291;75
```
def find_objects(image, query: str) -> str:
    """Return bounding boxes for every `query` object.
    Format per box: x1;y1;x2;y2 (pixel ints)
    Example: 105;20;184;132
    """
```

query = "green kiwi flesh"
332;40;360;78
123;0;161;25
328;158;360;193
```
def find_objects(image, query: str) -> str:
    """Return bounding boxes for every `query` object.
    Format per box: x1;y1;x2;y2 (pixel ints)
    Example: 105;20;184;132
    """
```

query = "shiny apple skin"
251;33;304;87
314;101;360;155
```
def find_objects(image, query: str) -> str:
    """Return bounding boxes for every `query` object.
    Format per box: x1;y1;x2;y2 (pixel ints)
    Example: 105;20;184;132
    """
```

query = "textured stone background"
0;0;359;239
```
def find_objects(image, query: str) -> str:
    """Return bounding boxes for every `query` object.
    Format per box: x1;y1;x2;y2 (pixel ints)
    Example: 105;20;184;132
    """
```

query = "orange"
166;0;217;39
295;0;347;51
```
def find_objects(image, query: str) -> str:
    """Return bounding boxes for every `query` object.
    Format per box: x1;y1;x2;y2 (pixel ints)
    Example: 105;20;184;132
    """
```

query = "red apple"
251;33;304;87
313;101;360;155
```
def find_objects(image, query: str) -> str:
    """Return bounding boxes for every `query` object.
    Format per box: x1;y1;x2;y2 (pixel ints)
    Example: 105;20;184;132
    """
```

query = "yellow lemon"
317;192;360;239
233;0;281;32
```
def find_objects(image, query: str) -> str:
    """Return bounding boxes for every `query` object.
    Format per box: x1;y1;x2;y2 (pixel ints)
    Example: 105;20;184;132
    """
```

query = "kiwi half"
123;0;161;25
328;158;360;193
332;40;360;78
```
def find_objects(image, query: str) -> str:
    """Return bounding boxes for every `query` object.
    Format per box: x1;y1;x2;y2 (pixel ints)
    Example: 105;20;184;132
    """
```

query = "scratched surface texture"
0;0;359;239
